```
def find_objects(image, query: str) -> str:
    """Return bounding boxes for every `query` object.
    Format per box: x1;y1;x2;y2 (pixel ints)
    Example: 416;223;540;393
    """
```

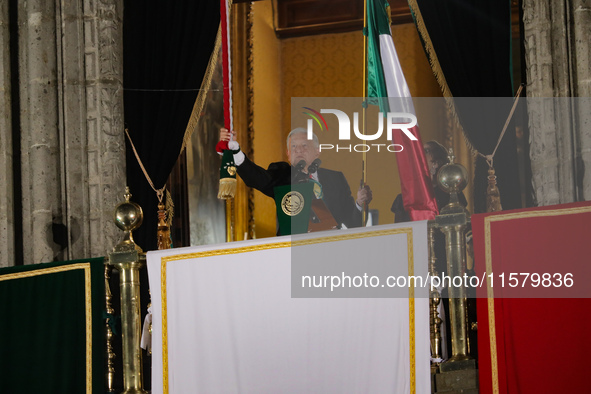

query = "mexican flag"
366;0;438;221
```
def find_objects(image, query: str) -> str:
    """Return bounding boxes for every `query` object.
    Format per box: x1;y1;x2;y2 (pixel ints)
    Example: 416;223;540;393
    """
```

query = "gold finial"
124;186;131;203
447;148;455;164
113;187;144;251
437;153;469;215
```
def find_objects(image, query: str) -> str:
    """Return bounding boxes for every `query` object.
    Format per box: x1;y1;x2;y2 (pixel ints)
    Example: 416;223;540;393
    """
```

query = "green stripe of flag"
366;0;391;112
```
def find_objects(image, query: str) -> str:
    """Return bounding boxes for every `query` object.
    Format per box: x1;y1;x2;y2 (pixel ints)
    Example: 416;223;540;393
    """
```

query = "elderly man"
220;127;372;230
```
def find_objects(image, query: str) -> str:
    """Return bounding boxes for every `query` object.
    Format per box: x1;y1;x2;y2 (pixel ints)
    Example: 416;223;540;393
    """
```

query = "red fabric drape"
473;201;591;394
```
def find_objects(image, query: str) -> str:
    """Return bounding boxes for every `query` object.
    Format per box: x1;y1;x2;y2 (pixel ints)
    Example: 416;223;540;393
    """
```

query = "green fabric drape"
366;0;389;101
409;0;521;213
0;258;105;394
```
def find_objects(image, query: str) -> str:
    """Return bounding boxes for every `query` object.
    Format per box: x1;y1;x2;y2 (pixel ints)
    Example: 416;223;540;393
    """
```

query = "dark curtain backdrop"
123;1;219;251
411;0;520;213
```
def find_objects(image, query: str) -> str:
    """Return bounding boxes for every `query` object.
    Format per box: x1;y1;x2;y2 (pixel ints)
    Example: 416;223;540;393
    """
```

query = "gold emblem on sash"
281;191;304;216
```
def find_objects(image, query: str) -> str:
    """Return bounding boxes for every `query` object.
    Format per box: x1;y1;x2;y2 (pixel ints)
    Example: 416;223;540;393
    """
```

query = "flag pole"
361;0;369;225
220;0;236;242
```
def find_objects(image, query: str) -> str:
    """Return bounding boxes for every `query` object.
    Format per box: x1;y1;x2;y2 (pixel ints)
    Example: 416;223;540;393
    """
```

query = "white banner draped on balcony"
147;222;431;394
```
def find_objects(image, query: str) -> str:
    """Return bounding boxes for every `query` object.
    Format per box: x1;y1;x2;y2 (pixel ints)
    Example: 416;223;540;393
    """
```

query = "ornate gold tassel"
486;167;503;212
165;189;175;229
157;200;172;250
218;178;237;199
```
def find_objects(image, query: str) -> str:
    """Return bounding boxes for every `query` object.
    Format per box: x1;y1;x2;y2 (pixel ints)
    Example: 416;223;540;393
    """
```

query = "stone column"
523;0;591;205
83;0;126;257
19;0;62;264
572;1;591;200
13;0;125;265
0;0;14;268
58;0;92;260
54;0;126;260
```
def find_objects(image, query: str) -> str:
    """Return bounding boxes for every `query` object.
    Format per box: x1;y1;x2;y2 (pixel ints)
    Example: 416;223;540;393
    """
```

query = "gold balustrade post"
433;151;474;370
427;223;443;367
436;212;470;362
108;187;148;394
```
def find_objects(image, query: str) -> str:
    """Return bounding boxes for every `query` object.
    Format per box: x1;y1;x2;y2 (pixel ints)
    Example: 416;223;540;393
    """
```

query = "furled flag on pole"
366;0;438;220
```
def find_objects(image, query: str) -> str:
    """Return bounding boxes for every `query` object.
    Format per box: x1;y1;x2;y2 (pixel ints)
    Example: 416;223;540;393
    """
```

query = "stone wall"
0;1;14;267
523;0;591;206
0;0;125;266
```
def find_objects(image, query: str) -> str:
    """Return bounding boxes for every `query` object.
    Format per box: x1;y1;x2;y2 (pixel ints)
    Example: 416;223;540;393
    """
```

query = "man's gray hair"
286;127;319;149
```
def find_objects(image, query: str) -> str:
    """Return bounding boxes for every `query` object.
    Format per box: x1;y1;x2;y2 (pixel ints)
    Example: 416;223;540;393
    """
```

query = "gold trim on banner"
406;229;416;394
160;227;417;394
160;256;169;393
0;263;93;393
484;205;591;394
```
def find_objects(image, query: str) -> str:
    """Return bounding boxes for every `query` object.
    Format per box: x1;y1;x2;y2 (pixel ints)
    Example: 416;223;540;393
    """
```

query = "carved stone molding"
523;0;591;205
84;0;125;257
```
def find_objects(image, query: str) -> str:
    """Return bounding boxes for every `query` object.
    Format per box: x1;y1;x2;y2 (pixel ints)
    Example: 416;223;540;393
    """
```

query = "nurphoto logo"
303;107;418;153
